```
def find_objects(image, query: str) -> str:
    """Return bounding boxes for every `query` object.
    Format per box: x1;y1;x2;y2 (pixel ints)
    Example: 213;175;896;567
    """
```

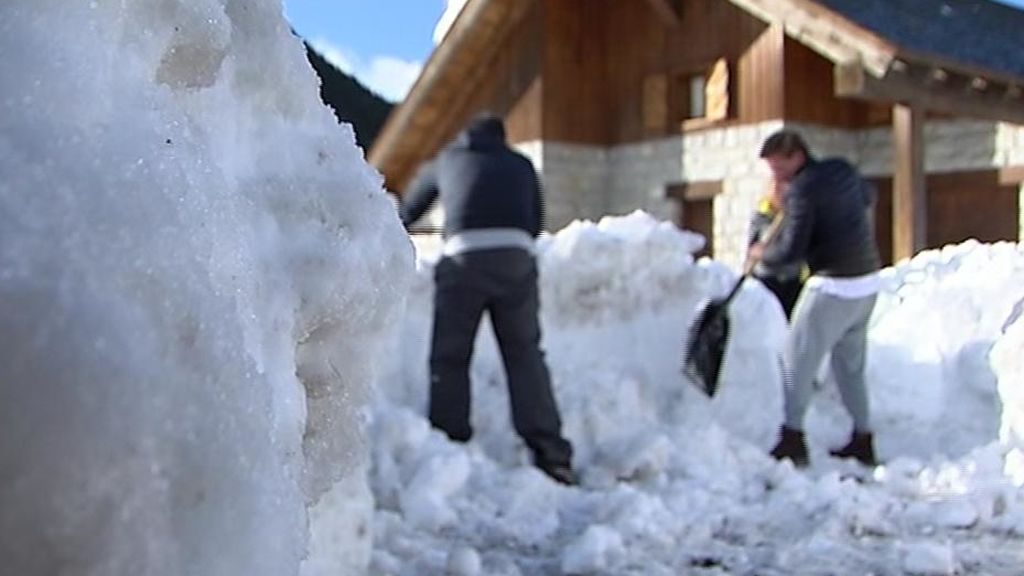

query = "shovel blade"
683;300;731;397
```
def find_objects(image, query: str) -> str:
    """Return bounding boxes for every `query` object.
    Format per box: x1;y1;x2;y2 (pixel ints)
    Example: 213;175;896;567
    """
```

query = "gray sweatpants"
429;248;573;467
782;285;877;432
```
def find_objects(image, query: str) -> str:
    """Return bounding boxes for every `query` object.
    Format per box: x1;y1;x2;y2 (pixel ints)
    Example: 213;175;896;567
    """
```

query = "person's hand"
767;178;788;210
746;242;765;270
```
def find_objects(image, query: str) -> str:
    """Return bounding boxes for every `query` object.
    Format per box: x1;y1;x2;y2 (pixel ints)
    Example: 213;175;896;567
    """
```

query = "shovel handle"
741;211;785;277
715;212;786;307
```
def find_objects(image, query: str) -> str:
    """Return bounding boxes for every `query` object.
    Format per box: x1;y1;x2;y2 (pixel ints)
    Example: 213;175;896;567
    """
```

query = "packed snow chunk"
538;210;708;324
532;211;786;466
1006;447;1024;488
400;449;471;530
854;241;1024;461
300;469;375;576
561;525;626;574
905;499;978;530
0;1;413;575
900;540;957;575
992;298;1024;450
446;546;483;576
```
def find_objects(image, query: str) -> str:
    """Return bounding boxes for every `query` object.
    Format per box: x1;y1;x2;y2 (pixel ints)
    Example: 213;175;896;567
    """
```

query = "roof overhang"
835;54;1024;125
729;0;897;76
368;0;536;193
729;0;1024;124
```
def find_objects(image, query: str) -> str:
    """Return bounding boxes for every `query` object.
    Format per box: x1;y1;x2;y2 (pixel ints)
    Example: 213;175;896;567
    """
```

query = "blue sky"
284;0;1024;103
283;0;454;102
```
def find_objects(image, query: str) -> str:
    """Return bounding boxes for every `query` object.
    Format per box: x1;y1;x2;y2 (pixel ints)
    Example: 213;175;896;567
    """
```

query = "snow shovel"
683;213;784;397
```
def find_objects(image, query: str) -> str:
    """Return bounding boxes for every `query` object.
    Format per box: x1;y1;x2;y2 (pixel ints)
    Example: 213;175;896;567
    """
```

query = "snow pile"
0;2;411;575
861;241;1024;461
371;215;1024;575
991;276;1024;484
537;211;708;324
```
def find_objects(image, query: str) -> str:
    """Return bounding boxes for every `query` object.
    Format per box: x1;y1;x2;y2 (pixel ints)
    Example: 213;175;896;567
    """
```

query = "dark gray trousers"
429;248;573;467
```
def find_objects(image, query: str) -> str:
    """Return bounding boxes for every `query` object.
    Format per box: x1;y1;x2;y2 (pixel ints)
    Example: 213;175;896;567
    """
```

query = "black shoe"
830;431;877;467
536;462;579;486
430;420;471;444
770;426;809;468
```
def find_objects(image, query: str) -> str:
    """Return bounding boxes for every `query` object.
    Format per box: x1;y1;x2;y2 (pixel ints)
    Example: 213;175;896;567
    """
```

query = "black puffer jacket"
399;115;544;237
761;157;881;277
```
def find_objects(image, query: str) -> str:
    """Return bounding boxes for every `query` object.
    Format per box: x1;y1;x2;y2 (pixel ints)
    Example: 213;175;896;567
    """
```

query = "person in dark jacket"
399;113;577;486
748;129;882;468
747;178;805;318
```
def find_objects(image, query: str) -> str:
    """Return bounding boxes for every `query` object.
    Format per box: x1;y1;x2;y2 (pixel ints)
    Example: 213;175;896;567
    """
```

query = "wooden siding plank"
643;74;669;135
737;23;785;122
543;0;610;144
926;170;1019;247
645;0;680;27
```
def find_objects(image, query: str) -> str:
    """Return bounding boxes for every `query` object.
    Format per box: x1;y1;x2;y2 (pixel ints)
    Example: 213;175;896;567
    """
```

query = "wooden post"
892;103;926;261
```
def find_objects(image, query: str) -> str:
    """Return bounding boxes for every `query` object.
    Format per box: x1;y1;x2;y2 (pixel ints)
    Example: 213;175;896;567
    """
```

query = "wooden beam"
927;67;949;85
835;61;1024;124
727;0;896;76
665;180;723;201
645;0;680;26
370;0;538;192
1000;166;1024;185
892;103;926;261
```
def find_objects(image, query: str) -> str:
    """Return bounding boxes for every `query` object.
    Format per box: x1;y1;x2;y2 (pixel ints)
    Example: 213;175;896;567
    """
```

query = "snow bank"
861;241;1024;461
373;214;1024;574
0;2;412;575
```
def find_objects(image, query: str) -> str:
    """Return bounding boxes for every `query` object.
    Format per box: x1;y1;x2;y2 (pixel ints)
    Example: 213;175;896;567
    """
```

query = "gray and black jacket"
761;157;881;277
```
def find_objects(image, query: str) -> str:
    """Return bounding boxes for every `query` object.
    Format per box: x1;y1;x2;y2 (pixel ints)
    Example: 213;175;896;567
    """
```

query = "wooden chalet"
369;0;1024;265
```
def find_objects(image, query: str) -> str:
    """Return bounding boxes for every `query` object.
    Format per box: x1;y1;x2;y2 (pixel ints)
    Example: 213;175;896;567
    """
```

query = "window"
687;74;707;119
671;58;730;127
644;58;730;135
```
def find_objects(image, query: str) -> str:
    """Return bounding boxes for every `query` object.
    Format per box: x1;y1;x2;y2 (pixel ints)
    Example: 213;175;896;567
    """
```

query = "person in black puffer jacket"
399;113;576;486
749;130;882;469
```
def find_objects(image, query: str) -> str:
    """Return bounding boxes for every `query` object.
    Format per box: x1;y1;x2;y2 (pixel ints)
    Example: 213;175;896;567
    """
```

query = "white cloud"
308;37;422;103
310;37;356;74
359;56;423;103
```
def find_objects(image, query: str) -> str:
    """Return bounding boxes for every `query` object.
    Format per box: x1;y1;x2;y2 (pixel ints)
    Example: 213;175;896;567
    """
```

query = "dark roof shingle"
816;0;1024;78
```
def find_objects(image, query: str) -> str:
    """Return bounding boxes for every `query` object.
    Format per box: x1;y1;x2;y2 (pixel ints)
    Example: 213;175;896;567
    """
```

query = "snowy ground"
370;213;1024;576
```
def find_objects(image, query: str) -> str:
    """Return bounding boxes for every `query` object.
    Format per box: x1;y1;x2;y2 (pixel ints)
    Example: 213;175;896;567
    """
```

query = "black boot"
770;426;809;468
535;460;579;486
830;431;877;466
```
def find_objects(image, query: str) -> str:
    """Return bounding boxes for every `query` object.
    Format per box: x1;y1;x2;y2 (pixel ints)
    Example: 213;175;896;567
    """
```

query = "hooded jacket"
399;115;544;238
